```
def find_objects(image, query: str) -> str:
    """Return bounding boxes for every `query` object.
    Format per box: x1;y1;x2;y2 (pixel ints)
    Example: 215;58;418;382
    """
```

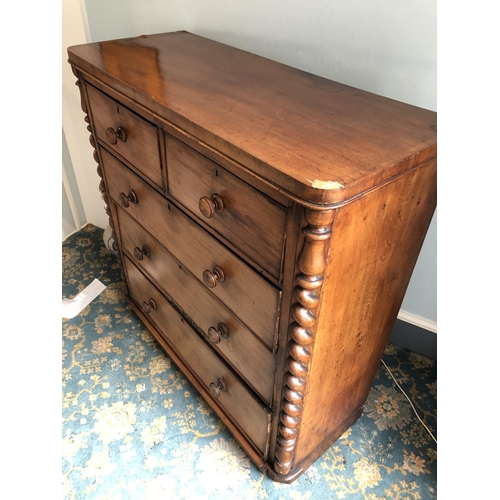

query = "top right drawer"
165;135;287;280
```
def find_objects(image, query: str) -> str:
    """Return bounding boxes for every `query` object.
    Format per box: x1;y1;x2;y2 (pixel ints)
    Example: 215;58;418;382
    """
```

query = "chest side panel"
293;159;437;465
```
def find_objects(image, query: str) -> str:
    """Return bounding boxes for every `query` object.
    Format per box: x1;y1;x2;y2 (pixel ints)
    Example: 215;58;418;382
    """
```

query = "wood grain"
124;256;271;455
86;83;163;188
131;300;268;471
293;159;437;465
69;33;437;483
68;31;437;205
117;207;276;405
71;67;127;289
100;147;281;350
274;208;335;475
166;134;287;279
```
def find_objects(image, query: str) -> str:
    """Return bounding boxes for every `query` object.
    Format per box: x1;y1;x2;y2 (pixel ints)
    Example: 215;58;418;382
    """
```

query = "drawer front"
101;148;280;350
166;135;287;280
124;257;271;456
86;84;162;188
117;207;276;405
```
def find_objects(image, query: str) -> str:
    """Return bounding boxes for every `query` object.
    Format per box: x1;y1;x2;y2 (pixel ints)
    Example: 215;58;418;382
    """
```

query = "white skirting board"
397;310;437;334
391;311;437;360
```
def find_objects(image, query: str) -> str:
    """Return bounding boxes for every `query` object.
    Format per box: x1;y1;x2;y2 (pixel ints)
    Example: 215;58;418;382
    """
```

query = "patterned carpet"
62;224;437;500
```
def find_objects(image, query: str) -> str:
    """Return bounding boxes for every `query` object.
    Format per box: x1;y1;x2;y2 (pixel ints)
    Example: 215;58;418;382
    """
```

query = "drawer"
101;148;281;350
117;207;276;405
86;84;162;188
165;135;287;280
124;257;271;456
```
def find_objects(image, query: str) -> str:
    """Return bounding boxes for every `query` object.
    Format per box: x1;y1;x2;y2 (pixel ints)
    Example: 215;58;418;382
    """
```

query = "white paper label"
62;279;107;319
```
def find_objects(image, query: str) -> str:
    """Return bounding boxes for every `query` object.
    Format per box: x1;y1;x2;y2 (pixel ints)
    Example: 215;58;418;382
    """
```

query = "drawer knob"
209;378;227;398
198;194;224;218
106;126;127;145
203;265;225;288
207;322;229;344
119;190;138;208
133;244;151;261
141;298;157;314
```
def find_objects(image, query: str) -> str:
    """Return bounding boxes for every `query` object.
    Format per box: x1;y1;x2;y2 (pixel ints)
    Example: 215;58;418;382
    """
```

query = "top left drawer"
86;84;162;189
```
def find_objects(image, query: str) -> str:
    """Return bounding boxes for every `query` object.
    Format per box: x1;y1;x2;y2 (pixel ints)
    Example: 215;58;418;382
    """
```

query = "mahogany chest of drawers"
68;31;437;483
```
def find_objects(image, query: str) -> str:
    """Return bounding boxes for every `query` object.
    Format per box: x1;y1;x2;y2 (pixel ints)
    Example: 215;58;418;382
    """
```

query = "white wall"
62;127;87;240
62;0;108;231
72;0;437;325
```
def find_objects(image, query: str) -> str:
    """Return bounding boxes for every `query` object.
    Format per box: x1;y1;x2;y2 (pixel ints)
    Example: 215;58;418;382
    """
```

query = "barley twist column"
274;208;335;476
72;69;127;290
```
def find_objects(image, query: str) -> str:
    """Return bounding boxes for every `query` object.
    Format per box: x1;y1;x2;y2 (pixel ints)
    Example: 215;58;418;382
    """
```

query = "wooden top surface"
68;31;437;206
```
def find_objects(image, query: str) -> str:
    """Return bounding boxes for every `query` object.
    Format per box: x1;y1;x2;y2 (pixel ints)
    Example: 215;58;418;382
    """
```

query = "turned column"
71;66;127;289
274;208;335;476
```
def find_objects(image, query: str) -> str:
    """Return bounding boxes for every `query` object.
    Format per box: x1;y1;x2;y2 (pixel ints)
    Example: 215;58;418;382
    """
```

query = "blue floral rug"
62;224;437;499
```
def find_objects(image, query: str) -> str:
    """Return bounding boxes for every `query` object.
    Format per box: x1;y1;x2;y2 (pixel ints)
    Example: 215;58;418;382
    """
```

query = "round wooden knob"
133;244;150;261
202;265;225;288
141;298;157;314
198;194;224;218
106;127;117;144
207;323;229;344
116;126;127;142
119;190;138;208
209;378;227;398
106;126;127;145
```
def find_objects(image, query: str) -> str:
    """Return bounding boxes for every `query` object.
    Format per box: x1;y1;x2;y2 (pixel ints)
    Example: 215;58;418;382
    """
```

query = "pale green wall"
83;0;437;323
